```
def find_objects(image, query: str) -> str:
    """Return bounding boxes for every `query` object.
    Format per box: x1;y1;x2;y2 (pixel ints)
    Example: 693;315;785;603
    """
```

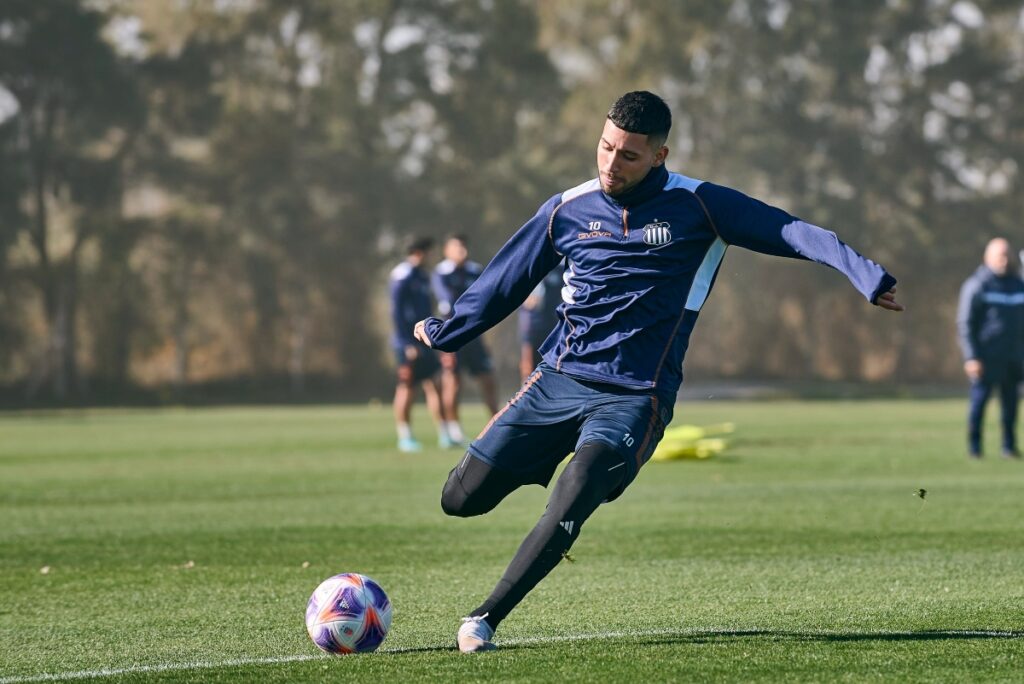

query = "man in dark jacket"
957;238;1024;459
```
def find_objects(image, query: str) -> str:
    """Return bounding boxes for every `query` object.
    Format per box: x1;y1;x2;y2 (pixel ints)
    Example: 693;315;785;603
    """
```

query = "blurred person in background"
432;235;500;446
957;237;1024;459
390;237;447;452
517;265;565;381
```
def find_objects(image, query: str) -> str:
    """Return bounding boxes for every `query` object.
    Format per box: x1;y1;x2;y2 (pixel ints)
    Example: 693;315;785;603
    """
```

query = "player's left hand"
413;319;433;347
874;287;904;312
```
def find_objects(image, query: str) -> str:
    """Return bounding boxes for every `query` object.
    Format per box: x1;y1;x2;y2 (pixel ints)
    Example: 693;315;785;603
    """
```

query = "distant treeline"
0;0;1020;404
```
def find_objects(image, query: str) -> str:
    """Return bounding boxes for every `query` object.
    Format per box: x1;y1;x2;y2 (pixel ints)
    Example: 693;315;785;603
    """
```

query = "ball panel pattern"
305;573;392;655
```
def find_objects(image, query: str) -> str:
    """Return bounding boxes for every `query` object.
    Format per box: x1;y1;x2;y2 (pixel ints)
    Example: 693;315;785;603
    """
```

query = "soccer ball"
305;573;393;654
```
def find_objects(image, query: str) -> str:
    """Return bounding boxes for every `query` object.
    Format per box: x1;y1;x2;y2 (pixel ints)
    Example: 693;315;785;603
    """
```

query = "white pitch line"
1;628;1020;683
0;654;324;684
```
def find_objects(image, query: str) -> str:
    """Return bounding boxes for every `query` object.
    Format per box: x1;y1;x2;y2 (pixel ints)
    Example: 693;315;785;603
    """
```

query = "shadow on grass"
492;628;1024;653
387;644;459;655
385;627;1023;656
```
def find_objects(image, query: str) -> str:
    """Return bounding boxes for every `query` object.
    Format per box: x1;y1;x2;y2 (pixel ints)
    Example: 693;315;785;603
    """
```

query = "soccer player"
517;265;565;381
389;237;446;452
431;235;500;446
957;237;1024;459
413;91;903;652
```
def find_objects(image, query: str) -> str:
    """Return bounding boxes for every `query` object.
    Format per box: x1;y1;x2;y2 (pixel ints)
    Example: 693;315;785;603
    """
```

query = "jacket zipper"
622;207;629;239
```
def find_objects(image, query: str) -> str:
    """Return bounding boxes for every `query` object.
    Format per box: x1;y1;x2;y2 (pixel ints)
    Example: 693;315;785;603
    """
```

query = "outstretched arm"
695;183;903;311
415;195;563;352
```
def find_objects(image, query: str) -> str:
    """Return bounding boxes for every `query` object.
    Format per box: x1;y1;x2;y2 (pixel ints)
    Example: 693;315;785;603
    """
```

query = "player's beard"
601;175;634;197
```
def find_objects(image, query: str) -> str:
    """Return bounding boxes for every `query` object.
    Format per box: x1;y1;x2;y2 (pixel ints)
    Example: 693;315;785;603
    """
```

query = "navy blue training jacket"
422;164;896;396
956;265;1024;367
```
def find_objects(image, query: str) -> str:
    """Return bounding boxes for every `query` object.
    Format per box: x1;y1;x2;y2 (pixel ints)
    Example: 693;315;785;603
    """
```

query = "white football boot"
457;614;497;653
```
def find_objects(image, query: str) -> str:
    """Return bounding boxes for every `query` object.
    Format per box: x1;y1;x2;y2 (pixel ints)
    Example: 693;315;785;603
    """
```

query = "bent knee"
440;484;466;517
441;474;501;518
440;472;476;517
440;452;513;517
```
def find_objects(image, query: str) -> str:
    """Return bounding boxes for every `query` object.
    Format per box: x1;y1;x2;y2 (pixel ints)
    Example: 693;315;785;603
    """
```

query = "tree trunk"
45;270;81;399
49;283;68;399
172;259;191;388
288;308;308;396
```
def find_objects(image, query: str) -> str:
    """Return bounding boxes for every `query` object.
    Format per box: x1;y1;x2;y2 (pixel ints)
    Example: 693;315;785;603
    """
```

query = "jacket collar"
604;164;669;208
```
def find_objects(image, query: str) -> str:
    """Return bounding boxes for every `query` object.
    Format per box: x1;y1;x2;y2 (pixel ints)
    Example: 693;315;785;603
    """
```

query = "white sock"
397;423;413;441
446;421;464;442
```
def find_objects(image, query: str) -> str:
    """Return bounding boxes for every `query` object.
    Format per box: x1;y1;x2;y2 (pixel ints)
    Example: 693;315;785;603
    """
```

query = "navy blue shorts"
468;363;674;501
441;338;493;376
394;345;441;383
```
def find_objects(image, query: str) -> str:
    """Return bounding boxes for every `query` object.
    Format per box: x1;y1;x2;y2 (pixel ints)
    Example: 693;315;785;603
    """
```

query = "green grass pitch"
1;400;1022;682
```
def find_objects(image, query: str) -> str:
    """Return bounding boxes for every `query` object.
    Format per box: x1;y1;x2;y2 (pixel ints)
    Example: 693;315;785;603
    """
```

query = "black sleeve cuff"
870;273;898;304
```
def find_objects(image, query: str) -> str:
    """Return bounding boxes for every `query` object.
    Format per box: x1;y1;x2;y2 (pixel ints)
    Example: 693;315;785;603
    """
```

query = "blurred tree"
1;0;1020;403
536;0;1024;382
105;0;564;396
0;0;144;398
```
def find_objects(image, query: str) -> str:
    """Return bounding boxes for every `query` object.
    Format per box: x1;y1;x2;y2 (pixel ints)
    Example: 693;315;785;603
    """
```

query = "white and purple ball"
305;573;392;654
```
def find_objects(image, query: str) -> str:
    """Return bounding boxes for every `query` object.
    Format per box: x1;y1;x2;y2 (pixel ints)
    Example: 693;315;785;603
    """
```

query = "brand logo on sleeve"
642;220;672;245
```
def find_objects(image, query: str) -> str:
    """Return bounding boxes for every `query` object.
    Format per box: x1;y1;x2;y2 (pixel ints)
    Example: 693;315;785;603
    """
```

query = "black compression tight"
440;452;523;517
462;442;626;630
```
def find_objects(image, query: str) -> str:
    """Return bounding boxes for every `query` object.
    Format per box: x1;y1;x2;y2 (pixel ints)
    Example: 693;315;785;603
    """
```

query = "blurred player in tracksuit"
957;238;1024;459
389;237;446;452
517;265;565;382
432;235;500;446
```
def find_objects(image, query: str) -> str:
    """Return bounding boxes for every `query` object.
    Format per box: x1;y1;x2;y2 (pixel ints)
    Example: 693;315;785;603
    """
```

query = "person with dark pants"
957;238;1024;459
414;91;903;652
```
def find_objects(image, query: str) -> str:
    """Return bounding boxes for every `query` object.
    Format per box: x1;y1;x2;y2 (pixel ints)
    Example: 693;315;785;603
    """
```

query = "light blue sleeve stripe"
685;238;727;311
562;172;701;201
664;172;705;193
560;178;601;202
981;292;1024;306
560;260;577;305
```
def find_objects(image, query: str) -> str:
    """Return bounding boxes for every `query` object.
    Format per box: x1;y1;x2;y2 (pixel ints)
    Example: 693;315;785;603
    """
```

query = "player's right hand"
413;319;433;348
964;359;983;381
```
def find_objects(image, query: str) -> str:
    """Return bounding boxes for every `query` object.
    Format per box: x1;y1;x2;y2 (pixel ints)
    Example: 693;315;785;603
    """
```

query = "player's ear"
653;145;669;167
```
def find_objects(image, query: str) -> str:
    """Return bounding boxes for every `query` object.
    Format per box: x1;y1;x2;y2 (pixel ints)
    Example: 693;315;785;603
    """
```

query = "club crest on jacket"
643;220;672;245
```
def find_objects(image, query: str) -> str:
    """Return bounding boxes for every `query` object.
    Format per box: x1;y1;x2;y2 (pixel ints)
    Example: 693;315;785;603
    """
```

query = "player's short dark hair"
447;233;469;246
406;236;434;255
607;91;672;147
